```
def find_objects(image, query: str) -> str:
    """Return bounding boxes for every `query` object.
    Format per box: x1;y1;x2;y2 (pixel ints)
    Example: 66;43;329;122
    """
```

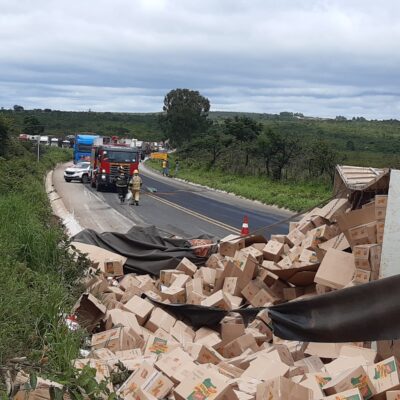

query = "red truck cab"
90;140;139;191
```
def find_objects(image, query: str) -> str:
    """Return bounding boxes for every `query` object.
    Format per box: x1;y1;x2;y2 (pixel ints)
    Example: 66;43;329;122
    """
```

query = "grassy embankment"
146;157;331;212
0;142;89;390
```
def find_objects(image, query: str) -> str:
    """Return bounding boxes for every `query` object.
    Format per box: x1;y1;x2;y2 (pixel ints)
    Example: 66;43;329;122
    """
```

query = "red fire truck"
90;138;140;192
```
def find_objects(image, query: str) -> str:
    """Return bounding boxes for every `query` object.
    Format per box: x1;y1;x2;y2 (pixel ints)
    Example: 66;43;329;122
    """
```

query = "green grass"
0;144;89;390
146;158;331;212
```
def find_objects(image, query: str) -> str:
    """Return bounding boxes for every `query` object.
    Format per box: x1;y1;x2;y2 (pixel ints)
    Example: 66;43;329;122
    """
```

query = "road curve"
52;162;292;238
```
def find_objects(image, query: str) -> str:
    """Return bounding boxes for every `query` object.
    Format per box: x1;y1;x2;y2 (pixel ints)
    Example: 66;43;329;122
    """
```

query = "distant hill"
2;108;400;168
0;109;164;141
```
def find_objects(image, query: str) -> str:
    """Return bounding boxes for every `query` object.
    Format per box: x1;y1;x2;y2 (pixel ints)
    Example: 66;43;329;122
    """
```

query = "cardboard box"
72;293;107;332
263;241;285;262
186;287;207;305
353;269;370;284
299;373;329;399
155;347;194;378
336;207;376;233
312;224;337;242
125;295;154;325
241;246;264;264
169;274;190;289
201;290;231;310
145;307;176;333
256;376;313;400
160;286;186;304
348;222;377;247
299;248;319;264
221;320;245;344
160;269;185;286
102;258;124;277
319;198;350;221
376;219;385;234
120;286;141;304
174;365;238;400
118;361;172;400
91;326;137;352
206;253;224;269
324;388;363;399
375;207;386;220
339;345;377;364
104;308;142;333
219;234;245;257
250;288;276;307
242;354;290;381
171;360;198;385
119;274;141;291
145;329;180;356
375;195;388;208
386;391;400;400
323;366;375;399
170;320;195;344
366;357;400;396
222;334;258;358
241;279;266;302
217;362;245;379
354;258;371;271
223;277;241;296
73;358;113;391
198;267;217;287
314;248;355;289
287;229;306;247
305;343;348;359
176;257;198;277
325;356;369;377
369;244;382;271
302;233;320;251
283;286;305;301
195;345;225;365
319;233;350;252
232;252;258;289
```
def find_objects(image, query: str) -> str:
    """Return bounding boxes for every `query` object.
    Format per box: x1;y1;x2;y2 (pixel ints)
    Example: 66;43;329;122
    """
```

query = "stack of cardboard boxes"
15;194;400;400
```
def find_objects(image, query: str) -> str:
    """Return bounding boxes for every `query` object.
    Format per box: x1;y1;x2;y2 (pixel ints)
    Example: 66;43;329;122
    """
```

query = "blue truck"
73;134;100;163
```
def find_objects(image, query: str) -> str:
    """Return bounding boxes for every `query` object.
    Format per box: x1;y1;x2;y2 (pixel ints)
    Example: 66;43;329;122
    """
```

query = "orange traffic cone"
241;215;249;236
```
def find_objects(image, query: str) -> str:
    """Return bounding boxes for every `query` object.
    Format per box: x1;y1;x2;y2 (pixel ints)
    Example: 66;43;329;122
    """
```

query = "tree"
224;116;262;167
255;129;274;176
23;115;44;136
198;125;234;168
346;140;355;151
266;130;301;180
13;105;24;112
159;89;210;146
307;140;342;181
0;115;10;157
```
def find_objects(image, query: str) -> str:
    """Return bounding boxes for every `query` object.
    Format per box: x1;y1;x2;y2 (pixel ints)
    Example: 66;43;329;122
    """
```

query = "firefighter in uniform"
129;169;142;206
115;166;129;203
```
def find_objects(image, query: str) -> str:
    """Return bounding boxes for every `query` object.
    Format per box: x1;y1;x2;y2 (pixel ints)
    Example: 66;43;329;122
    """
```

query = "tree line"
159;88;342;182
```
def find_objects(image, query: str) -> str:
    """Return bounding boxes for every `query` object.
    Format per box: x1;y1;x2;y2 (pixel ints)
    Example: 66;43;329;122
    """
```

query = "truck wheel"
81;174;89;184
65;178;71;182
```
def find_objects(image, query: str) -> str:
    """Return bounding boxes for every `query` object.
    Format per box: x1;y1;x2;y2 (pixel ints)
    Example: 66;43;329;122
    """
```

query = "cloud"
0;0;399;118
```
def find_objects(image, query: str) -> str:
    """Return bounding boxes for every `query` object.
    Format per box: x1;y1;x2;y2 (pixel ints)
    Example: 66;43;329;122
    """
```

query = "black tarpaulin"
269;274;400;342
146;275;400;342
144;295;263;329
72;225;215;275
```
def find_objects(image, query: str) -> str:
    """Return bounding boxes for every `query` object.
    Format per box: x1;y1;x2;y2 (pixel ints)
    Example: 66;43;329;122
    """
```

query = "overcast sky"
1;0;399;119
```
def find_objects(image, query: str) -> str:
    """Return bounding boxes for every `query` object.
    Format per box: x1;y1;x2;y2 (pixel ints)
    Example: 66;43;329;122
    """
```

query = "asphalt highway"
53;162;292;239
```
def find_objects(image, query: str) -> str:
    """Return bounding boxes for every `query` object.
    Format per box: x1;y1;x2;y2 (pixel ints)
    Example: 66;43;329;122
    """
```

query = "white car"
64;162;90;183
